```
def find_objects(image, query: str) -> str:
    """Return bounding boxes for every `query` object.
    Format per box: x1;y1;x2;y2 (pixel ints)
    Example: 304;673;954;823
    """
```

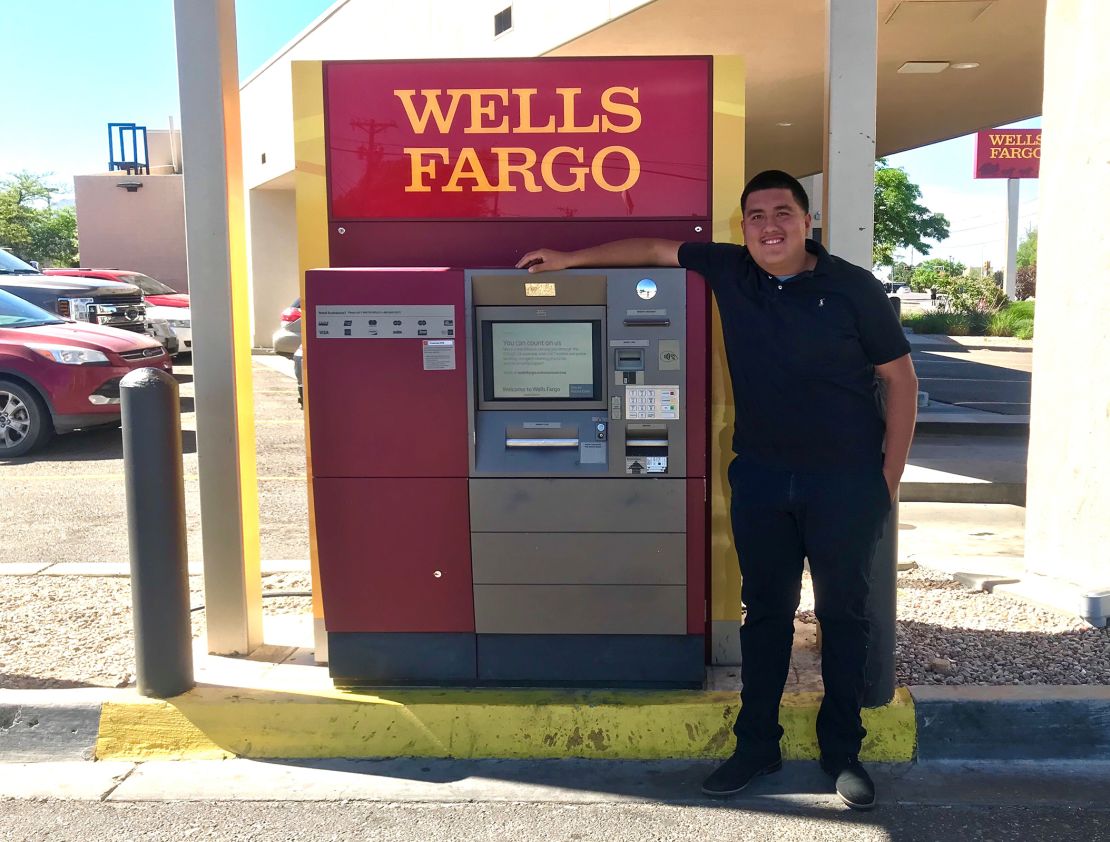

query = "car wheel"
0;379;54;458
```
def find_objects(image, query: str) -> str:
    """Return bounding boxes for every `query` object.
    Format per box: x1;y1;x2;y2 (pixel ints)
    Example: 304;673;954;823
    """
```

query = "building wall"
248;186;299;347
72;173;188;291
1024;0;1110;589
146;128;182;174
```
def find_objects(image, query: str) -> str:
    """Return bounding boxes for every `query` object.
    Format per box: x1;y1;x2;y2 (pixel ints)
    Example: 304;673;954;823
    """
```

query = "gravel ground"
0;573;312;690
2;566;1106;690
794;566;1109;687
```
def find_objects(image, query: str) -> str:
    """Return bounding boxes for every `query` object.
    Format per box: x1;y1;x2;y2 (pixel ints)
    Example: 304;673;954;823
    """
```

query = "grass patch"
987;303;1035;340
903;302;1034;339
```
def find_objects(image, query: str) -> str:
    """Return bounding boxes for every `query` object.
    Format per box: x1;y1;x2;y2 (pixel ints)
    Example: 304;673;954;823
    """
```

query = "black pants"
728;456;891;759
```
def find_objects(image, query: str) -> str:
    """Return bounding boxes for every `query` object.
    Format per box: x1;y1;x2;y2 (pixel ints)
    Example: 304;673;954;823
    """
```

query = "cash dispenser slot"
624;316;671;327
624;424;670;475
505;424;580;448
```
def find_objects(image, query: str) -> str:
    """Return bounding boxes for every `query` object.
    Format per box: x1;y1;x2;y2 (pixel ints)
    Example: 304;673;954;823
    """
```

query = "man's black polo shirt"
678;239;910;472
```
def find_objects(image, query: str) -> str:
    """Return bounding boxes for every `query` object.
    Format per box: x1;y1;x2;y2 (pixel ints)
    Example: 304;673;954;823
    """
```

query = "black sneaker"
820;754;876;810
701;749;782;797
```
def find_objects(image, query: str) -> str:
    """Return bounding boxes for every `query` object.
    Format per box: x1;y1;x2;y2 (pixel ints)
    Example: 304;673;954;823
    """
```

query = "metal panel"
314;478;474;633
329;219;709;268
472;273;607;306
469;478;687;533
476;634;704;687
473;585;686;634
328;632;477;685
305;268;469;479
687;478;708;636
471;533;686;585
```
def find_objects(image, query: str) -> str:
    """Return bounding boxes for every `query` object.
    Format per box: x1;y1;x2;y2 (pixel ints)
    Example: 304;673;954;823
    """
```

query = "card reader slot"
623;316;671;327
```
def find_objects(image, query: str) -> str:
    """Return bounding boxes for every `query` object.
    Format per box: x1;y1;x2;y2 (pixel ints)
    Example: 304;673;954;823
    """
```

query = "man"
517;170;918;810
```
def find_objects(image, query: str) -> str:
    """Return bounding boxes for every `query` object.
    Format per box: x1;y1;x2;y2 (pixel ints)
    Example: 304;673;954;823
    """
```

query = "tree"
873;159;950;267
1016;265;1036;299
1017;227;1038;269
0;171;79;267
910;257;965;292
891;262;913;285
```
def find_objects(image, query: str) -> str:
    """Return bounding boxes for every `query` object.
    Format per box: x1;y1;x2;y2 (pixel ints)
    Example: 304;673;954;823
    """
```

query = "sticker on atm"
422;339;455;370
626;456;668;474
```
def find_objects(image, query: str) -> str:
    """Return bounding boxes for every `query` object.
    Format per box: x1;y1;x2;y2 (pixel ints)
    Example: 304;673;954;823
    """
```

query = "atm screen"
482;320;604;402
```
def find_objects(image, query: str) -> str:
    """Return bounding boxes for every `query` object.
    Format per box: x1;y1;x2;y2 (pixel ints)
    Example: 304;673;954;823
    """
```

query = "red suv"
0;288;172;458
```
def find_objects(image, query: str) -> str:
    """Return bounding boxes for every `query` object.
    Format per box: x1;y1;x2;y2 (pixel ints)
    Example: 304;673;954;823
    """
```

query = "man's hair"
741;170;810;214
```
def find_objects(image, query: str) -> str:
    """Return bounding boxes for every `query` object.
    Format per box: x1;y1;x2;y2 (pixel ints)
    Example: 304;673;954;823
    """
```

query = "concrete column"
800;174;825;243
248;188;300;348
821;0;899;705
1004;178;1020;299
173;0;263;654
1025;1;1110;612
822;0;877;268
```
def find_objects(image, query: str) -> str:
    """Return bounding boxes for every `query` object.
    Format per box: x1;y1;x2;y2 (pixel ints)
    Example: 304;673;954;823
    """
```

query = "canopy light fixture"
898;61;950;74
116;180;143;192
951;62;981;70
776;121;793;127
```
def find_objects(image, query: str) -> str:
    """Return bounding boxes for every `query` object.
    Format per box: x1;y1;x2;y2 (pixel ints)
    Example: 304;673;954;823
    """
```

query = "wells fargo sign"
324;58;711;220
974;128;1042;179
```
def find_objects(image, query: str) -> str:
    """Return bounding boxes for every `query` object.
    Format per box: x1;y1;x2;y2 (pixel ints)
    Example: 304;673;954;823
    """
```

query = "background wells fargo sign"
974;128;1042;179
324;57;711;221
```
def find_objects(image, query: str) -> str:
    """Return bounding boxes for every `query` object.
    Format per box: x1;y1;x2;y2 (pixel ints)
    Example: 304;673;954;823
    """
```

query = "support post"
1005;178;1020;299
822;0;895;707
172;0;262;654
121;368;194;698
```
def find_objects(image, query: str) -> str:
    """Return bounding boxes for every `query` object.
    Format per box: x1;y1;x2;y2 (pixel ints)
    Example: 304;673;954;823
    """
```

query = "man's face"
740;187;812;274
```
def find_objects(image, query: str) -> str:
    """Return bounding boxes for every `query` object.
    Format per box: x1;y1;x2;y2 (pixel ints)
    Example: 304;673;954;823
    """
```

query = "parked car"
293;344;303;407
272;297;301;358
146;316;181;356
0;287;171;458
44;268;192;354
1;250;148;335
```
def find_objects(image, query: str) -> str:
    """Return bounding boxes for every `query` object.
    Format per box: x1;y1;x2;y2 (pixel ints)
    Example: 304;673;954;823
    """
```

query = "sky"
0;0;1038;271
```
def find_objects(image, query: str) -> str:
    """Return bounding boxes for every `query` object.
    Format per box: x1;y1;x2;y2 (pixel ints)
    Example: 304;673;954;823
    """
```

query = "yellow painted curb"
95;686;915;762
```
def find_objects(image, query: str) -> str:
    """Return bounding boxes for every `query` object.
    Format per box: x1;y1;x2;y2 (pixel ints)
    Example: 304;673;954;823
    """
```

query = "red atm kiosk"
305;57;715;687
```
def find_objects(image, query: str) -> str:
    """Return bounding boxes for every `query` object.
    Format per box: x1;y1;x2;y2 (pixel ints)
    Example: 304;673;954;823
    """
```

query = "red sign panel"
324;57;711;221
974;129;1042;179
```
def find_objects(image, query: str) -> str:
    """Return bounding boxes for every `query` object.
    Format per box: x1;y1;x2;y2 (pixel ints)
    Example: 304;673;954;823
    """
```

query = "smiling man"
517;169;918;810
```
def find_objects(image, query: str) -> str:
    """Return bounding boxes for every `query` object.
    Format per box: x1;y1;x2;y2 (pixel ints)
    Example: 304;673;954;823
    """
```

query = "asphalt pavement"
1;758;1108;841
909;335;1032;416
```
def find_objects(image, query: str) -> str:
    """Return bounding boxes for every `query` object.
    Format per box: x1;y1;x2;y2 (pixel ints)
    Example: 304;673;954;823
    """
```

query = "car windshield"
114;272;177;296
0;288;66;328
0;250;41;274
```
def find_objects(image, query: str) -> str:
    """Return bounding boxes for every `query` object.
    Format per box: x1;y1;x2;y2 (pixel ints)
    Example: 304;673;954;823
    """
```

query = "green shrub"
905;302;1034;339
901;311;988;336
987;302;1035;339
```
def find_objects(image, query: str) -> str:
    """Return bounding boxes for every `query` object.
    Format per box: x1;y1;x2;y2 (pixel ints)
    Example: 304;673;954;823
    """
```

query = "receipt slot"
306;266;709;687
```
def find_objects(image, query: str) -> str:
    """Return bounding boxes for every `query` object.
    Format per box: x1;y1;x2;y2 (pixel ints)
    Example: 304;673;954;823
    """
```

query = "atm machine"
305;266;709;687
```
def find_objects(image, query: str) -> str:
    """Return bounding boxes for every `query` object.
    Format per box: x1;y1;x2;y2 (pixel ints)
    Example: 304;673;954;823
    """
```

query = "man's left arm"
875;354;918;499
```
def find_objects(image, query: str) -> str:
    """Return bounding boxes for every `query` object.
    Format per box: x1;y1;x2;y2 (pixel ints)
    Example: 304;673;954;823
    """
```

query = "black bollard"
121;367;195;698
863;497;898;707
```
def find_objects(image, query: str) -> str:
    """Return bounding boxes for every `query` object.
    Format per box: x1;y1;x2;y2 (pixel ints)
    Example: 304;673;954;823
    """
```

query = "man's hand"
875;353;919;502
516;249;573;273
882;464;902;502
